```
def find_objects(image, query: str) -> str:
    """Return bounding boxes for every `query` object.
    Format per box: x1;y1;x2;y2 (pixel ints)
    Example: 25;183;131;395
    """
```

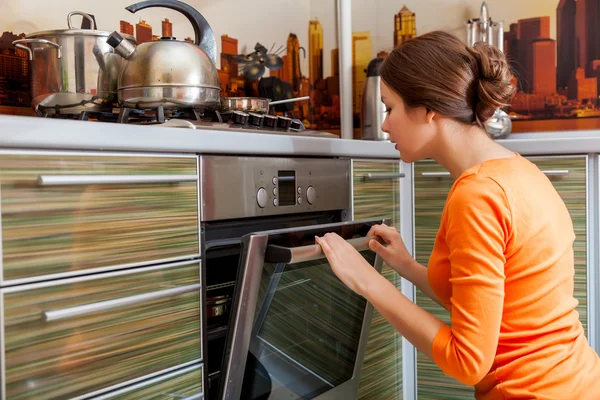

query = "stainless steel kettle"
107;0;220;110
360;57;389;141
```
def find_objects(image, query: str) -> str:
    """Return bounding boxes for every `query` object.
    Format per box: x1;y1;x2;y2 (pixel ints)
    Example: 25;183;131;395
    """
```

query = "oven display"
277;170;296;206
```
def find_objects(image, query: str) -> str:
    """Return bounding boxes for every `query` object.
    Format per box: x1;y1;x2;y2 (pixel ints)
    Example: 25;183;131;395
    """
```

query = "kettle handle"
125;0;217;65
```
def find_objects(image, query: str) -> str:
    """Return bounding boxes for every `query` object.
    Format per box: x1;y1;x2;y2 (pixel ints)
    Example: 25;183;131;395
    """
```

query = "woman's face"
380;80;436;163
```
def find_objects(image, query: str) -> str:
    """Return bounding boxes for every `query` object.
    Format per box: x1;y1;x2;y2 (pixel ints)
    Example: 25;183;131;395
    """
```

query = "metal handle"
363;172;406;180
67;11;97;29
12;39;62;60
37;174;197;186
43;283;201;321
268;96;310;106
541;170;569;176
421;171;451;178
266;235;382;264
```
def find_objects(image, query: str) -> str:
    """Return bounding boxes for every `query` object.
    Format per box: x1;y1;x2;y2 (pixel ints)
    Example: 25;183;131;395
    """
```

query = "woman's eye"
385;108;391;114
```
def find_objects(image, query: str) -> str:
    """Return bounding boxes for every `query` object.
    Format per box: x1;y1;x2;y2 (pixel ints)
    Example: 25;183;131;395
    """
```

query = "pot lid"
26;29;136;42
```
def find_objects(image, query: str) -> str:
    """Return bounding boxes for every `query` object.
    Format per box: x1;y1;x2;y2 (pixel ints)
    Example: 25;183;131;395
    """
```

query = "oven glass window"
241;250;376;399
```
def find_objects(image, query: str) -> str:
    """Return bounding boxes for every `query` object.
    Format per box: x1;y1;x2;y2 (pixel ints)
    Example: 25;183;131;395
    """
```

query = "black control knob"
231;111;249;125
248;112;264;127
263;115;278;129
290;119;305;131
277;116;292;130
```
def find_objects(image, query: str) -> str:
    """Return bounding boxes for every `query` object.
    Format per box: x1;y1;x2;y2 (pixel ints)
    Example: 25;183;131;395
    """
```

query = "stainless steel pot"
13;12;136;116
219;96;310;114
107;0;220;110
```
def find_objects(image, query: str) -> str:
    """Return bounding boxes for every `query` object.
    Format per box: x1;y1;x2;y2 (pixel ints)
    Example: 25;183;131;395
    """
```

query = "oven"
199;156;387;400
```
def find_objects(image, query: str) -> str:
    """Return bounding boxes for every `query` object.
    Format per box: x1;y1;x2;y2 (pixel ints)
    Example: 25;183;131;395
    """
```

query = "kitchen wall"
0;0;342;132
351;0;600;134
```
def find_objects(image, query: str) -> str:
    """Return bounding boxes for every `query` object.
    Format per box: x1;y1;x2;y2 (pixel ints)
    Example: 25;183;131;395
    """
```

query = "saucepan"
206;294;231;319
219;96;310;114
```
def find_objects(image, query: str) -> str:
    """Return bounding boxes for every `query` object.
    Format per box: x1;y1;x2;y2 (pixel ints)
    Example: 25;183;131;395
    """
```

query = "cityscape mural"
1;0;600;134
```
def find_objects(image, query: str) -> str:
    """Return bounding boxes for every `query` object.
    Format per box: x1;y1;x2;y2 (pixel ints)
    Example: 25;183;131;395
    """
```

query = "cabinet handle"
362;172;406;180
421;171;451;177
37;174;197;186
541;170;569;176
43;283;201;321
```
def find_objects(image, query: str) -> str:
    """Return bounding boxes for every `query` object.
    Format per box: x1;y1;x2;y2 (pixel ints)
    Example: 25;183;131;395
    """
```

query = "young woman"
316;31;600;399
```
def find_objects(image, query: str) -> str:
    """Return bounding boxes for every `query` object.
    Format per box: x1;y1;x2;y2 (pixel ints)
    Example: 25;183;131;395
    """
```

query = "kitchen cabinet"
94;363;204;400
2;260;203;400
413;160;473;399
413;156;588;399
352;160;403;400
0;151;200;286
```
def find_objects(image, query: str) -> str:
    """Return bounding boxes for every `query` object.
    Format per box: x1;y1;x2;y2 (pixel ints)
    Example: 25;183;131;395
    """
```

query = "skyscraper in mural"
394;6;416;47
120;21;134;36
162;18;172;37
136;20;153;43
557;0;576;90
309;20;323;85
287;33;301;92
352;32;372;114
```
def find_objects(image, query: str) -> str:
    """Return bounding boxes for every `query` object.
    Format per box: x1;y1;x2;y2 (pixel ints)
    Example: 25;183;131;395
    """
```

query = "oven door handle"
265;235;383;264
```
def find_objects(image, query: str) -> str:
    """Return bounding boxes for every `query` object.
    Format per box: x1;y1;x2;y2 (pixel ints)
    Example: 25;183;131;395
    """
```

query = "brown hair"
380;30;515;126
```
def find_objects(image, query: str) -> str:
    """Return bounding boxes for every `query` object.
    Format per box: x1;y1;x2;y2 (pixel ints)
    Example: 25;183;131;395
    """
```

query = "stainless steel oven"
200;156;386;400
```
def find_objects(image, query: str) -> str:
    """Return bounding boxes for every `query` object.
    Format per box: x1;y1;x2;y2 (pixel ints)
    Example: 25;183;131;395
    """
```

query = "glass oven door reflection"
222;219;386;400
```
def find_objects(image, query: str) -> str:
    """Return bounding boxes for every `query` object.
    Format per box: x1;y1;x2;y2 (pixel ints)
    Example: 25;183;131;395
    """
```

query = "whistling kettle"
106;0;220;110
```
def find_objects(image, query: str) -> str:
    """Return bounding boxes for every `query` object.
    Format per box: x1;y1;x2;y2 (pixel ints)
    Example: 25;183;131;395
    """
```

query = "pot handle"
124;0;217;65
12;39;62;60
67;11;97;30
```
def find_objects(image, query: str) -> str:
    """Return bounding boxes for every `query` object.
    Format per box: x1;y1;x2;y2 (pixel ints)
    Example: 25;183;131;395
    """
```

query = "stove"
40;105;339;139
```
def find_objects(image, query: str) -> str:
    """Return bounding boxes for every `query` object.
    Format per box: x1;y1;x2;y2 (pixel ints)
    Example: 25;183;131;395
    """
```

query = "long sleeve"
431;175;511;386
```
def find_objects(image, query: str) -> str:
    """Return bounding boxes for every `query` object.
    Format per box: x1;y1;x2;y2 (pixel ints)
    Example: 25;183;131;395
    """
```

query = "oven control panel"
200;156;351;221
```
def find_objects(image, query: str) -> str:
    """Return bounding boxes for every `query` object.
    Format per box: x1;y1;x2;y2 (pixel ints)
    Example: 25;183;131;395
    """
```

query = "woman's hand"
315;233;381;297
366;224;412;274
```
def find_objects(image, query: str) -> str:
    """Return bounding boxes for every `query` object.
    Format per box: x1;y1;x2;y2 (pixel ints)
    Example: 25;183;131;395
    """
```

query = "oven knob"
290;119;305;131
306;186;316;205
264;115;278;129
256;187;268;208
231;111;249;125
277;116;292;130
248;112;264;127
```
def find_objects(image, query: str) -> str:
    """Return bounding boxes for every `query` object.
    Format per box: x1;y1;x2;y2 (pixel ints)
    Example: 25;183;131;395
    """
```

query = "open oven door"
220;219;387;400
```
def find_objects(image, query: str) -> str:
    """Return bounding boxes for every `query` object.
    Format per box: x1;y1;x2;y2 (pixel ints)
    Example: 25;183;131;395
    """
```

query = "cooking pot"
13;12;136;116
219;96;310;114
107;0;220;110
206;294;231;319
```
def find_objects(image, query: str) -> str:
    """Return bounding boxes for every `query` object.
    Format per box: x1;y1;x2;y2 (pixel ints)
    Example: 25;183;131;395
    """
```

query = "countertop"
1;115;600;157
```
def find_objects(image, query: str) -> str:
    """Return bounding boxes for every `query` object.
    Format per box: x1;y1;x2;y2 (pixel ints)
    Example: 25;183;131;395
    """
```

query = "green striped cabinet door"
353;160;403;400
414;160;474;399
414;156;588;399
526;156;587;335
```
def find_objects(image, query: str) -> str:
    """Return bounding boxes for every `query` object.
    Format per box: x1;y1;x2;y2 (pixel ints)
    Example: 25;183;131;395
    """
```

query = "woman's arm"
399;257;446;308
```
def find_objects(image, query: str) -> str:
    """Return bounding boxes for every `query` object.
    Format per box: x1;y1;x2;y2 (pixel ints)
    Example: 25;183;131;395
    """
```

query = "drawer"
93;363;203;400
0;151;199;285
2;260;203;400
353;160;402;225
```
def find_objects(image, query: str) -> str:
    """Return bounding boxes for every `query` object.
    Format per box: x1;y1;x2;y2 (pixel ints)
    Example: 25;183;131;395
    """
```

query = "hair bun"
467;42;516;124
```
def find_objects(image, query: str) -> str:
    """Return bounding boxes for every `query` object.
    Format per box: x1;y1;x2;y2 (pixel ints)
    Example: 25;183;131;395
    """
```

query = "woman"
316;31;600;399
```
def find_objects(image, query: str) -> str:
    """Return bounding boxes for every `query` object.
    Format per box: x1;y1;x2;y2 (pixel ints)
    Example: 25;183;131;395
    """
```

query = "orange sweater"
428;154;600;399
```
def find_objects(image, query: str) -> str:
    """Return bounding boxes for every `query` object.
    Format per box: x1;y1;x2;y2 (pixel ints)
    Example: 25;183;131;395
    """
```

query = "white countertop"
1;114;600;157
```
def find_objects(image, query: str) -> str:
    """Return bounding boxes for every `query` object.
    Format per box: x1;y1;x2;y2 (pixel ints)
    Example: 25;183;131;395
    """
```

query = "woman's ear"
426;108;436;124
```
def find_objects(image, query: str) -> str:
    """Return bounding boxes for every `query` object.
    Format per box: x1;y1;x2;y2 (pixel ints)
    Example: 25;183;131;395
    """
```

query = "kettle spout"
107;31;136;59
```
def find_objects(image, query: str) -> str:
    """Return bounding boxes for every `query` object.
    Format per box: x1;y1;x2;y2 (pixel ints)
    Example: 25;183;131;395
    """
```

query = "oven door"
221;219;386;400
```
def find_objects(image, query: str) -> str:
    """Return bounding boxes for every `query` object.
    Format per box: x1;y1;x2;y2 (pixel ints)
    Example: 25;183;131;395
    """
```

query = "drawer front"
96;363;203;400
353;160;404;400
526;156;588;334
0;152;199;284
414;160;475;399
2;260;202;400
